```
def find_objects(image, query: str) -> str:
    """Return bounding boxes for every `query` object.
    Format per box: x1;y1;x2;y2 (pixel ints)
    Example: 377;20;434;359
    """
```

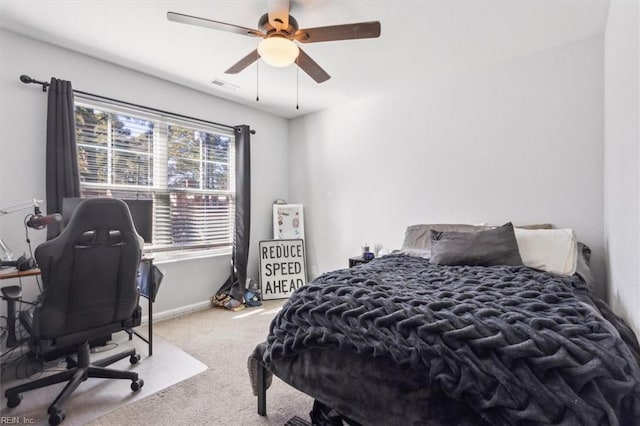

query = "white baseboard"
142;300;211;324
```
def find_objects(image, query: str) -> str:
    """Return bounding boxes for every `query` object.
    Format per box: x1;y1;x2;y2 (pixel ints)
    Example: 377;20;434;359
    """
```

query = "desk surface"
0;267;41;280
0;256;149;280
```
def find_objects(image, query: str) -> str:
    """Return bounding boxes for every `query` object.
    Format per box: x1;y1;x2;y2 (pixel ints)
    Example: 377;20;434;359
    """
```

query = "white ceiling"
0;1;610;119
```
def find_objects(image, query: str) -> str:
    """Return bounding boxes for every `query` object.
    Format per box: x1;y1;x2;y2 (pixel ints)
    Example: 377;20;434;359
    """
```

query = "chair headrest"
63;198;141;247
75;229;124;248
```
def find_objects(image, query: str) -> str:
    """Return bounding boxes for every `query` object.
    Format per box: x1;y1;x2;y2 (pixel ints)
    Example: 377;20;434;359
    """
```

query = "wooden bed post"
257;361;267;416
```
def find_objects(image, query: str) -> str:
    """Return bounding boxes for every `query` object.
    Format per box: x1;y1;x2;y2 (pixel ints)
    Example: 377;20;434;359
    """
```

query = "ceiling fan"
167;0;381;84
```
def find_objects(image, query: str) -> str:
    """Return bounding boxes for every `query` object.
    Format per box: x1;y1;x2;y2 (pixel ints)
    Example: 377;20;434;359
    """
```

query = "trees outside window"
75;100;234;252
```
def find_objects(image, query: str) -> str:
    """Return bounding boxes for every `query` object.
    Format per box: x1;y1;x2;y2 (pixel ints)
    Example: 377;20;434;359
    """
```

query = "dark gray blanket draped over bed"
262;254;640;425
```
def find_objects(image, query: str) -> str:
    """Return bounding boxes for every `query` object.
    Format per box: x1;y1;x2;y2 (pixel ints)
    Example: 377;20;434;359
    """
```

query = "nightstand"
349;256;374;268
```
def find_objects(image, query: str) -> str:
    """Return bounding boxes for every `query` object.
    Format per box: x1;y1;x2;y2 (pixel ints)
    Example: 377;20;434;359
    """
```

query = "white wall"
604;1;640;334
0;30;290;318
290;36;606;298
1;25;625;327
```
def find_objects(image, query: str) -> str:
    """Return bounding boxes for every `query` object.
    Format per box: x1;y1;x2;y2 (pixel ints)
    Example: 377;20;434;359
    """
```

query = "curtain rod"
19;75;256;134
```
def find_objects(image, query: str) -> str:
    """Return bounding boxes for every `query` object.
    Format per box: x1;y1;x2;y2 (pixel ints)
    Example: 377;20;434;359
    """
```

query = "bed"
249;223;640;425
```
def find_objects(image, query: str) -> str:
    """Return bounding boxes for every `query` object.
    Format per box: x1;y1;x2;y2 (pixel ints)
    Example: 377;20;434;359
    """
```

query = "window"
74;97;235;253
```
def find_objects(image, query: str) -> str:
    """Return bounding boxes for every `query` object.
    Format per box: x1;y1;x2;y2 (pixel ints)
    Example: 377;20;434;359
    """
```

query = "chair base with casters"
4;306;145;425
4;341;144;425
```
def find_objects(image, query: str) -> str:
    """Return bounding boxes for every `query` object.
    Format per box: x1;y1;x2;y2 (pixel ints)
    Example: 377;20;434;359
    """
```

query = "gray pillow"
402;224;490;251
429;223;523;267
515;223;553;230
575;242;596;293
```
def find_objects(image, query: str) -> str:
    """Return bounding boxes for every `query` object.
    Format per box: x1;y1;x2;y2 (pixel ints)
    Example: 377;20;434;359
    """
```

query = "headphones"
1;255;37;271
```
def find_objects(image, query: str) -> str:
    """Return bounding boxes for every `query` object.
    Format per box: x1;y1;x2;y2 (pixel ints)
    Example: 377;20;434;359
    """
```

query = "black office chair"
3;198;145;425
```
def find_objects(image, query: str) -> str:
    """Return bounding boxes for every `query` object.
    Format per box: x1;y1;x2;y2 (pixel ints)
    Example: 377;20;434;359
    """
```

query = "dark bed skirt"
249;342;488;426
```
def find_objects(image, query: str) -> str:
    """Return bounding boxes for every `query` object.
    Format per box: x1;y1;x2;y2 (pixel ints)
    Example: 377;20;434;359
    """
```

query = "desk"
0;261;155;356
133;257;156;356
0;267;41;280
0;267;39;349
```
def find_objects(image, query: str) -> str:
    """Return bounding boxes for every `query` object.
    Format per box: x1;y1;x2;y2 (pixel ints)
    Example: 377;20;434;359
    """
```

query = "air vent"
210;78;239;91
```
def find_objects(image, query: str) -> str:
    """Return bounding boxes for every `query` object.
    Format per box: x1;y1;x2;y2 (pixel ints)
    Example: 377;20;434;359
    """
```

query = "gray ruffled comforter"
263;254;640;425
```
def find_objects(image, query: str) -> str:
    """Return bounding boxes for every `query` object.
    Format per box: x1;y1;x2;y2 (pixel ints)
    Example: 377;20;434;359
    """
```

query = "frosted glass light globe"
258;37;299;67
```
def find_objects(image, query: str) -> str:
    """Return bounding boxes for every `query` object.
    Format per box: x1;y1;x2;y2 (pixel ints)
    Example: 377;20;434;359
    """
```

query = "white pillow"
514;228;578;276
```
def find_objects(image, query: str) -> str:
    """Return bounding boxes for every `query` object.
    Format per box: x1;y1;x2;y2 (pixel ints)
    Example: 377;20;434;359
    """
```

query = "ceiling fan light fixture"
258;36;299;67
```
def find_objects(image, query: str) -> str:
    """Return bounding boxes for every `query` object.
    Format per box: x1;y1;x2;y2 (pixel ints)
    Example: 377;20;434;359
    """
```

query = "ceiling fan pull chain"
296;56;299;110
256;51;260;102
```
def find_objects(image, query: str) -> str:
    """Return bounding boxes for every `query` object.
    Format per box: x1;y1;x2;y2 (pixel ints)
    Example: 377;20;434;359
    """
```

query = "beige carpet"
0;332;206;425
88;299;313;425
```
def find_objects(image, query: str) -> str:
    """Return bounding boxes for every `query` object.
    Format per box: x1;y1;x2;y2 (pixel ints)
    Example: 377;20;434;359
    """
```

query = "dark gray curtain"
217;125;252;302
45;78;80;240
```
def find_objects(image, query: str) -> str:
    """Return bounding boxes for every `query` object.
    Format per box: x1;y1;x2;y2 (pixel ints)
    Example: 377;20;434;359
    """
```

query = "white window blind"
74;97;235;252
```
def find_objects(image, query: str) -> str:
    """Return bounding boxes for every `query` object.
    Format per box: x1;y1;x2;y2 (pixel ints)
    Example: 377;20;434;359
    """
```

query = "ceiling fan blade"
167;12;263;38
295;21;381;43
268;0;290;30
225;50;261;74
297;48;330;83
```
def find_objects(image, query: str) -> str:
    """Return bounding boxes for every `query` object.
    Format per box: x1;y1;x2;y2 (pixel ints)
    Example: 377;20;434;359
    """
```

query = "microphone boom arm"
0;199;43;216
